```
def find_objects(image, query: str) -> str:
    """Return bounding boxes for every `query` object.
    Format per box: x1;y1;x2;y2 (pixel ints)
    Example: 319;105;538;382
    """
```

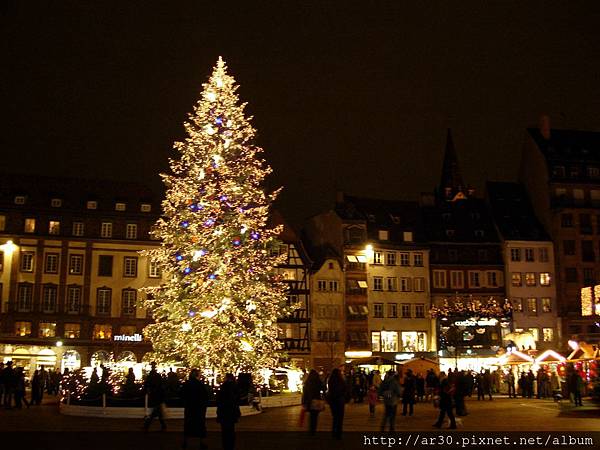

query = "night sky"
2;2;600;225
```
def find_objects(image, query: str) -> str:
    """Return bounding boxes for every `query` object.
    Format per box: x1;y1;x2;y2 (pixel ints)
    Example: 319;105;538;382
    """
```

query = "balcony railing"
278;337;310;352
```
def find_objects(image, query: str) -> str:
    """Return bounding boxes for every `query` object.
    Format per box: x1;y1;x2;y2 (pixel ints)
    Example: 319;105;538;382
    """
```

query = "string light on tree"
142;57;293;377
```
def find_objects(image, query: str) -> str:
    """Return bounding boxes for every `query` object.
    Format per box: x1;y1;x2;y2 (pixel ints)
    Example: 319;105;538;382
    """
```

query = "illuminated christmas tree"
143;57;291;376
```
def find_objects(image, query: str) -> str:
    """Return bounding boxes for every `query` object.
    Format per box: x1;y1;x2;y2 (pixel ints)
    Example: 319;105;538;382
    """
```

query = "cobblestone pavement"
0;395;597;449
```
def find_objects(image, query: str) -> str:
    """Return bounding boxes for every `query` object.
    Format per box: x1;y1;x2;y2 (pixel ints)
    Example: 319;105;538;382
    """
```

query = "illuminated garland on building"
430;296;512;319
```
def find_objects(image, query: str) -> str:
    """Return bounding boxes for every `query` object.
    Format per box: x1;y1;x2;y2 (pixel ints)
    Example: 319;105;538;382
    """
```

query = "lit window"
0;215;5;231
403;231;413;242
65;323;81;339
14;196;26;205
48;221;60;235
525;273;536;286
528;327;539;342
141;203;152;212
511;273;522;287
125;224;138;240
542;328;554;342
87;200;97;210
512;298;523;312
378;230;389;241
93;324;113;340
401;331;427;352
541;297;552;313
381;331;399;352
15;321;32;337
527;298;537;315
100;222;113;238
72;222;84;237
39;322;57;338
373;252;383;265
115;202;126;211
371;332;381;352
50;198;62;208
540;273;551;286
357;280;368;289
123;257;138;277
24;218;36;233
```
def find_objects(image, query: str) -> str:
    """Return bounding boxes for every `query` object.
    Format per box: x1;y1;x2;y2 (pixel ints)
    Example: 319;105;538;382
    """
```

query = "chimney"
539;115;551;140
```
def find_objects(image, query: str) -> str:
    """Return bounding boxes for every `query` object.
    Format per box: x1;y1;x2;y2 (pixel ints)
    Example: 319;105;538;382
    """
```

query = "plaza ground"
0;395;597;449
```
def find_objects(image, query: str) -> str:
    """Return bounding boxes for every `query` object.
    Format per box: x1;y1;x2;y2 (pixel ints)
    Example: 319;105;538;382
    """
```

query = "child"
367;385;378;417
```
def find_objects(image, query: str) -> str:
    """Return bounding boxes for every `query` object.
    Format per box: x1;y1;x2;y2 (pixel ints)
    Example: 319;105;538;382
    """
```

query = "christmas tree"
143;57;291;377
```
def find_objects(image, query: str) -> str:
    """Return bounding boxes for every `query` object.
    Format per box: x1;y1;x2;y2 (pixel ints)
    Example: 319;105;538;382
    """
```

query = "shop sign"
454;318;498;327
113;333;143;342
394;353;415;361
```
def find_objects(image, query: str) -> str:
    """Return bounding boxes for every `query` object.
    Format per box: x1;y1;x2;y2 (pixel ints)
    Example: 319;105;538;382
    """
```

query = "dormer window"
390;215;401;224
140;203;152;212
367;214;376;223
403;231;413;242
87;201;97;210
569;167;579;178
14;196;26;205
588;167;600;179
115;203;126;211
552;166;565;178
51;198;62;208
378;230;389;241
474;230;484;238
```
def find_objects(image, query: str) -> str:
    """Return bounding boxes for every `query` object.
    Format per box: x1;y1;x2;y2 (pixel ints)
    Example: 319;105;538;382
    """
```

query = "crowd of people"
0;361;63;409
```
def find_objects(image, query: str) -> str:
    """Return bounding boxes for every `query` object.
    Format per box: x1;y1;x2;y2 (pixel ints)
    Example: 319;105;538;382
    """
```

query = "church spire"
439;129;467;201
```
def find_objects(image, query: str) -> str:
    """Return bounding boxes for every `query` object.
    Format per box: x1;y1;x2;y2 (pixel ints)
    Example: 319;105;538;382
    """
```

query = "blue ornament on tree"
250;231;260;240
232;237;241;246
183;267;192;274
180;221;189;228
215;117;223;125
176;253;184;261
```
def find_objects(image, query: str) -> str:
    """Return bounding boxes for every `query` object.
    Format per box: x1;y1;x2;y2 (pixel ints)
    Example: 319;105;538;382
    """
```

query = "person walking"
526;370;535;399
0;362;5;406
483;369;493;400
367;385;378;418
216;373;241;450
302;369;324;435
378;370;402;431
31;370;42;405
476;371;485;401
415;373;425;402
326;368;349;439
2;361;16;409
143;362;167;431
182;369;209;450
401;369;416;416
14;367;29;409
425;369;439;402
433;372;456;429
506;371;516;398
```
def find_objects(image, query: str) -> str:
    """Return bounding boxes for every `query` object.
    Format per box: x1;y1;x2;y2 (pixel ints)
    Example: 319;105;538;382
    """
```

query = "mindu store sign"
113;333;143;342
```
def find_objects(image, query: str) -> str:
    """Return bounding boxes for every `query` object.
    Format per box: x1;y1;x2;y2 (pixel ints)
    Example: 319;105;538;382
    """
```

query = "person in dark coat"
433;372;456;429
327;368;349;439
217;373;241;450
143;362;167;431
483;370;493;400
182;369;209;449
31;370;42;405
14;367;29;409
2;361;16;408
415;373;425;402
401;369;416;416
302;369;324;435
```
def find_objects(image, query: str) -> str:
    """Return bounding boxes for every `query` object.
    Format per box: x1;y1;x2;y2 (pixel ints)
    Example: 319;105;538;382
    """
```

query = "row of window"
560;213;600;233
372;276;426;292
514;327;554;343
11;196;152;212
371;251;424;267
509;247;550;263
15;284;141;317
552;165;600;179
512;297;553;315
510;272;552;287
565;267;596;284
373;302;426;319
12;252;160;278
371;330;428;352
2;217;142;239
14;321;140;340
315;330;340;342
432;270;504;289
562;239;598;262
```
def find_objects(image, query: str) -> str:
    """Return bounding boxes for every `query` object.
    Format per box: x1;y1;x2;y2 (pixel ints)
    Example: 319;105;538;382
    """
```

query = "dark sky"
2;1;600;225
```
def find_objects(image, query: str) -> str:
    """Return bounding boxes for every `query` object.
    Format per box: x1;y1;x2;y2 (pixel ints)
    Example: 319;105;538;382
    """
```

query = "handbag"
310;399;326;411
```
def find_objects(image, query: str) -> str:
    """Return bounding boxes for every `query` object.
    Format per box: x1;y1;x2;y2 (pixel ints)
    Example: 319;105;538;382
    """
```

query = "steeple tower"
439;129;468;201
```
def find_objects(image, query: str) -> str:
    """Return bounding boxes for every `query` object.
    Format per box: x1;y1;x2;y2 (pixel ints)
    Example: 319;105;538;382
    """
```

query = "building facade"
0;175;161;374
520;124;600;345
487;182;559;350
